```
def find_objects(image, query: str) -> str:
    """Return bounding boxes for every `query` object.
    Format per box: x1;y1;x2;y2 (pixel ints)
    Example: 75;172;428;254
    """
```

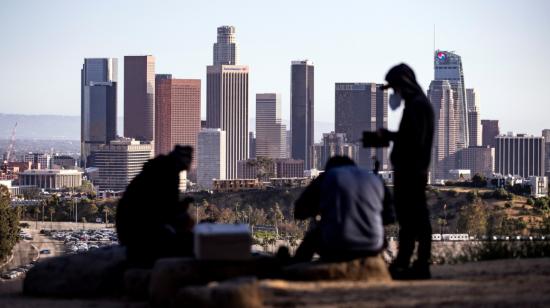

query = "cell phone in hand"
362;131;390;148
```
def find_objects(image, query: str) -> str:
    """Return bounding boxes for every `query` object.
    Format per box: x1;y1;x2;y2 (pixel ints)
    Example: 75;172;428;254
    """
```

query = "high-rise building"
206;26;248;179
91;138;153;191
291;60;314;169
311;132;359;171
335;83;388;169
285;129;292;159
197;129;226;189
213;26;238;65
481;120;500;148
466;88;481;147
154;74;201;177
428;80;457;181
434;50;469;149
457;146;495;177
249;132;256;159
81;58;118;167
495;134;545;178
124;55;155;143
543;129;550;178
256;93;286;159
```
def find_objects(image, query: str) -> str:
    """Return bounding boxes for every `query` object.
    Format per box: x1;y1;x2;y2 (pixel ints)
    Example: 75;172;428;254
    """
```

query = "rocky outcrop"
282;255;391;281
174;277;262;308
23;246;127;298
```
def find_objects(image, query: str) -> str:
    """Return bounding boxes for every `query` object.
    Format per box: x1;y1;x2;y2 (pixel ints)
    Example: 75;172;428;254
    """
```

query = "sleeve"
294;175;323;220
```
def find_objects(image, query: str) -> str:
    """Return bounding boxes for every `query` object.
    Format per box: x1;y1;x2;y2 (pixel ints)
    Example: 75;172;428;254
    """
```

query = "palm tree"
102;207;111;225
48;207;55;230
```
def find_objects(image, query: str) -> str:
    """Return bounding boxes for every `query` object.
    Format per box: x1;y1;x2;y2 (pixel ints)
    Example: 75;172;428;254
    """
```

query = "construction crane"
2;122;17;173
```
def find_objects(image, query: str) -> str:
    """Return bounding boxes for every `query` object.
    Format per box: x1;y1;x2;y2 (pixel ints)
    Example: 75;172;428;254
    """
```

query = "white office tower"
466;88;481;147
197;129;227;190
428;80;457;182
256;93;287;159
207;26;248;179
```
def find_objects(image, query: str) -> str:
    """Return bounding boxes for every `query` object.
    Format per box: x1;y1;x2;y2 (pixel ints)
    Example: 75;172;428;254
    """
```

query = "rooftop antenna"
434;24;435;54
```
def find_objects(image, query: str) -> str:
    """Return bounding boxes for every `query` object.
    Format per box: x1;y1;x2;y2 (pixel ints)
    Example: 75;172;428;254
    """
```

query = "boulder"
149;257;281;306
23;246;128;297
124;268;151;300
282;255;391;282
173;277;262;308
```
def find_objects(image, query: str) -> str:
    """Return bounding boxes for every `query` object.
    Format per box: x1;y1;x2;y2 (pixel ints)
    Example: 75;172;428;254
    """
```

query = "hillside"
188;186;550;237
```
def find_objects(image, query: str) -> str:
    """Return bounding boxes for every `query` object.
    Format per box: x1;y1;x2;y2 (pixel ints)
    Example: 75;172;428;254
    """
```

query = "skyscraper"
541;129;550;178
428;80;457;181
466;88;481;147
256;93;286;159
206;26;248;179
291;60;314;170
335;83;388;169
155;74;201;177
495;134;545;178
213;26;238;65
124;55;155;143
197;129;226;189
481;120;500;148
434;50;469;149
81;58;117;167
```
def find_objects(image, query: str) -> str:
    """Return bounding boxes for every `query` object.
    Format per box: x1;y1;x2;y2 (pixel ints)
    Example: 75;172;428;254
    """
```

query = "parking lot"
1;224;118;282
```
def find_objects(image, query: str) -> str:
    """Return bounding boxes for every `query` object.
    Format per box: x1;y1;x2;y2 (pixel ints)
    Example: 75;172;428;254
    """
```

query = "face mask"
389;93;402;111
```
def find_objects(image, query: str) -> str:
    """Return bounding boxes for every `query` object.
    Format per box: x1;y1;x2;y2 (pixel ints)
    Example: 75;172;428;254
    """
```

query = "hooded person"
377;63;435;279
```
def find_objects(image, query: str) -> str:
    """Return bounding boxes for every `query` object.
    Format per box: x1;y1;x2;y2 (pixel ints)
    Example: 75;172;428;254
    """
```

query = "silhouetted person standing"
378;64;434;279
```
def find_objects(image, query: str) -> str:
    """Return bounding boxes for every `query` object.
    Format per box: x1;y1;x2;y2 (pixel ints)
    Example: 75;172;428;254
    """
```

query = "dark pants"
393;172;432;267
294;223;381;263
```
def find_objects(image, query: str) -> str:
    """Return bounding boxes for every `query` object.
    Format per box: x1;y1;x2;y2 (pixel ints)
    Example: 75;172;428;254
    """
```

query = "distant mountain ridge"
0;113;335;142
0;113;80;140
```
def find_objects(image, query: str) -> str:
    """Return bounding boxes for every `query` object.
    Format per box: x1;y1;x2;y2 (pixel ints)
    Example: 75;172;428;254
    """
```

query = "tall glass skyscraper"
434;50;469;150
81;58;117;168
291;60;314;170
124;55;155;143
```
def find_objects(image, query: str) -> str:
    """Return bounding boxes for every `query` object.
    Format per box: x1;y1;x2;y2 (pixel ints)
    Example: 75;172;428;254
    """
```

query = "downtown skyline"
1;0;549;138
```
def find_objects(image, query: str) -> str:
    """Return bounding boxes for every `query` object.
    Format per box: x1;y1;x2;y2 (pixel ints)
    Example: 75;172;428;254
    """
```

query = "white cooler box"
193;223;252;260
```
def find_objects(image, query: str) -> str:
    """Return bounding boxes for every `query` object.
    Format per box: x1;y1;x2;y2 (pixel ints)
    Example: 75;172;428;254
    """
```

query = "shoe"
409;261;431;280
388;263;410;280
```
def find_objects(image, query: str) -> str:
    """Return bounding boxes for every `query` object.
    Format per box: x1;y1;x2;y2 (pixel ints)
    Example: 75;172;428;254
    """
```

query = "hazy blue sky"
1;0;549;137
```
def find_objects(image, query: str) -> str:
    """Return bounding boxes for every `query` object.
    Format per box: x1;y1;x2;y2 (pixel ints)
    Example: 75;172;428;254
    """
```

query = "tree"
48;207;55;229
102;207;111;224
0;185;19;262
457;203;487;236
471;174;487;188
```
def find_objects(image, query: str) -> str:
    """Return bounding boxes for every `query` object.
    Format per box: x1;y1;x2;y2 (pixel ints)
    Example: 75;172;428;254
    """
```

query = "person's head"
381;63;422;104
324;156;356;172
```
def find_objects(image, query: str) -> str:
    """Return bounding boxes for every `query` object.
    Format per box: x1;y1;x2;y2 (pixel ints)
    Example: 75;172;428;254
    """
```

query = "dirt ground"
0;258;549;307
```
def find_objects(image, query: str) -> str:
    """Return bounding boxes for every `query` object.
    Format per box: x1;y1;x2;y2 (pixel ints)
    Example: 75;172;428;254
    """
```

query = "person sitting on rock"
116;145;195;267
293;156;394;262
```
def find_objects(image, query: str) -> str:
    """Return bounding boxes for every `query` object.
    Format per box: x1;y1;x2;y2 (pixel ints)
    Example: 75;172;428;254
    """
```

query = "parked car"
39;249;51;255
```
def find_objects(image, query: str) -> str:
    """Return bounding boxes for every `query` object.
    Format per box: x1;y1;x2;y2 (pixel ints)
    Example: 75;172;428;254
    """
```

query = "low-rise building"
18;169;82;190
528;176;548;198
212;179;263;192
